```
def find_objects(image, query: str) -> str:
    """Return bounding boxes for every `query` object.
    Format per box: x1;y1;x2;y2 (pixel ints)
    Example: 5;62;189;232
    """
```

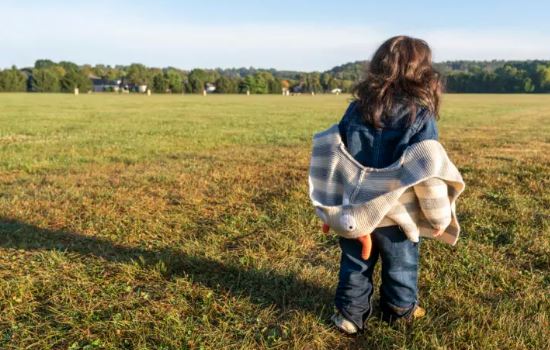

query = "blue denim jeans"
334;225;420;329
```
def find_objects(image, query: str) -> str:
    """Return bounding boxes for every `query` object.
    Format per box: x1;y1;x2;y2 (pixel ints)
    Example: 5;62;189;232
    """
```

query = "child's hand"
357;235;372;260
433;228;444;237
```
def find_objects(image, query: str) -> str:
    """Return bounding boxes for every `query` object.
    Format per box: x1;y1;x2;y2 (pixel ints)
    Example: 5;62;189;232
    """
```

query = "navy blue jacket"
338;101;439;168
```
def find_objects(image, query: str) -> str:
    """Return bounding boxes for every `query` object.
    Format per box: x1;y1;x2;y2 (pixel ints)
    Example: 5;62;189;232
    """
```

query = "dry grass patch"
0;93;549;349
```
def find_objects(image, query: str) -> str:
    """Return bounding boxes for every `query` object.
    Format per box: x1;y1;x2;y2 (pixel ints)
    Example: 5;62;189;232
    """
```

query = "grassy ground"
0;93;548;349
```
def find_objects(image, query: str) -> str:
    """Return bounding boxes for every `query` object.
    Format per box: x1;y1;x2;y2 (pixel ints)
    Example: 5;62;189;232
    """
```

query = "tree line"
439;61;550;93
1;59;549;94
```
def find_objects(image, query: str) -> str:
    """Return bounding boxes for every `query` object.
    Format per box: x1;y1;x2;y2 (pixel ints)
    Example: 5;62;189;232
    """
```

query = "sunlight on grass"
0;93;549;349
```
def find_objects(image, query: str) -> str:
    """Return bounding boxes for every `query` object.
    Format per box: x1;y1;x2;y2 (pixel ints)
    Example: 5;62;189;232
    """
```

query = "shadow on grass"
0;217;333;318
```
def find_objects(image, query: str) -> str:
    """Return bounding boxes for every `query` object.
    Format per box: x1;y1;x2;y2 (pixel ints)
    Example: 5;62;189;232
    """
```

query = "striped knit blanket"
308;124;465;245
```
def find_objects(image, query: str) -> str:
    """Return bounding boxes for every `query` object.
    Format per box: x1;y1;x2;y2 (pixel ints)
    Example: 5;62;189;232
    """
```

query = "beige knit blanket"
309;124;465;245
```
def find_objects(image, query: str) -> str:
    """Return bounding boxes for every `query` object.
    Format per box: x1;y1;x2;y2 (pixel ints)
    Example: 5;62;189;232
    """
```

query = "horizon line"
3;57;550;73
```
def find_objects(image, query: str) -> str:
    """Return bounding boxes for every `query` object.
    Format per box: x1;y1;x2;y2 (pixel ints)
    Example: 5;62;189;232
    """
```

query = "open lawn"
0;93;549;349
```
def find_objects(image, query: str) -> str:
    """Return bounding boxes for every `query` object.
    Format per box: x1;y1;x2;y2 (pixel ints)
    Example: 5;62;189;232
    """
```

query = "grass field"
0;93;549;350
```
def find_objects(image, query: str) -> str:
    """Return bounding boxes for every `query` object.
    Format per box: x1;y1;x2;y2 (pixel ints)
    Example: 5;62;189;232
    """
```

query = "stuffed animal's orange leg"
321;224;372;260
357;235;372;260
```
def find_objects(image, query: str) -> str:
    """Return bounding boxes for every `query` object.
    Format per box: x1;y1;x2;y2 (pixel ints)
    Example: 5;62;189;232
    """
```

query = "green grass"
0;93;549;349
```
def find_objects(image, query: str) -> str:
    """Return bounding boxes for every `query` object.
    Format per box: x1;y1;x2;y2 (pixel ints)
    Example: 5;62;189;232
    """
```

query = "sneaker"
331;311;358;335
412;306;426;319
381;304;426;323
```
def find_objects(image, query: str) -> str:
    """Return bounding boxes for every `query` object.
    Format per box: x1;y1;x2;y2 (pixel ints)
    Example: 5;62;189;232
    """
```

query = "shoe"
412;306;426;319
331;311;358;335
381;304;426;323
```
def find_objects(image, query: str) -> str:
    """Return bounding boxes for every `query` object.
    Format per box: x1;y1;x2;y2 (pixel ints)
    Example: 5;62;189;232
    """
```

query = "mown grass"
0;93;549;349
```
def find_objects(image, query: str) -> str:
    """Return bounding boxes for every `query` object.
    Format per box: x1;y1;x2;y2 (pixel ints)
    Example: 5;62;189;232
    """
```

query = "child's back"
314;36;463;334
338;101;439;168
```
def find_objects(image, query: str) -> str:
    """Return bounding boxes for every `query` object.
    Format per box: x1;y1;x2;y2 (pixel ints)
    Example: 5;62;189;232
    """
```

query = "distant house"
205;83;216;93
291;84;303;94
119;78;136;93
89;74;121;92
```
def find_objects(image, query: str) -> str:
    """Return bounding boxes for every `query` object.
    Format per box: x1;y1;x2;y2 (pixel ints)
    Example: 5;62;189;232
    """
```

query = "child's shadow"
0;217;333;318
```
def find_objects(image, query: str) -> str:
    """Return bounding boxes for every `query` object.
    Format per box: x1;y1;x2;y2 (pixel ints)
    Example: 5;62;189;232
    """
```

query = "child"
308;36;465;334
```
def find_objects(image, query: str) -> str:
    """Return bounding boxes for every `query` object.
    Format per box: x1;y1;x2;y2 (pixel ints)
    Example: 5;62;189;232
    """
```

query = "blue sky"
1;0;549;71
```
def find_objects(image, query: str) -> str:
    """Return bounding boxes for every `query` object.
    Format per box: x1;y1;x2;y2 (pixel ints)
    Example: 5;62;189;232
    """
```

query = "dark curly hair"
352;35;443;128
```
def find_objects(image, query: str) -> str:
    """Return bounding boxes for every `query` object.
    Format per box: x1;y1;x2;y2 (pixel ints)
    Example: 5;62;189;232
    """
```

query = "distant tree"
340;80;354;93
51;66;66;79
267;78;282;94
215;76;238;93
0;66;27;92
304;72;322;93
8;59;550;94
524;79;535;92
248;72;274;94
205;70;221;85
60;68;92;92
105;67;123;81
245;75;261;94
31;68;61;92
152;72;168;93
165;69;183;93
34;59;57;69
127;63;151;86
59;61;79;73
494;65;534;93
92;64;109;78
536;64;550;91
183;80;192;93
446;72;474;92
320;73;334;92
327;61;367;81
188;69;208;93
239;78;251;93
80;64;94;78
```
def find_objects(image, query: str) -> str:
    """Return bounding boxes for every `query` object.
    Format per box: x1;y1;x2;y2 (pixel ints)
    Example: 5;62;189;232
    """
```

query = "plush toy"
322;224;372;260
317;207;372;260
